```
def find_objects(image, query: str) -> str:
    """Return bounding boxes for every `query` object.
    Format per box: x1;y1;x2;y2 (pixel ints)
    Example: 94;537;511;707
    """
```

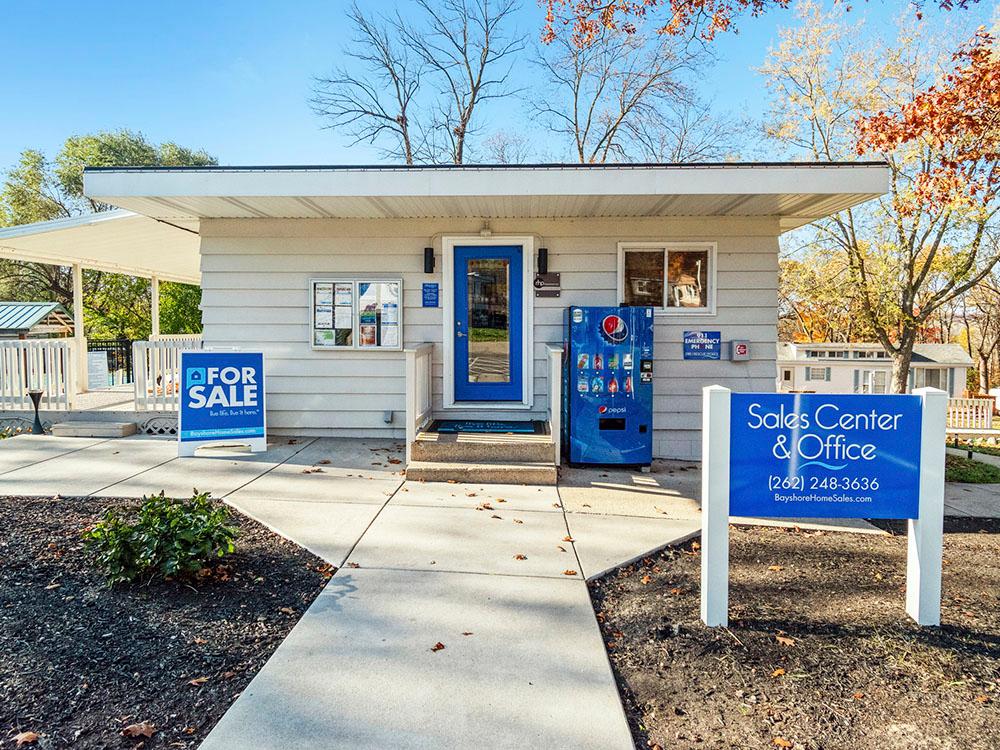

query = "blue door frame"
454;245;523;402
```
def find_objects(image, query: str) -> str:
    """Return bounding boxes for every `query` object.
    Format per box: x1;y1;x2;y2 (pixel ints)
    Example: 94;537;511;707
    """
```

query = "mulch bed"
0;495;332;749
591;518;1000;750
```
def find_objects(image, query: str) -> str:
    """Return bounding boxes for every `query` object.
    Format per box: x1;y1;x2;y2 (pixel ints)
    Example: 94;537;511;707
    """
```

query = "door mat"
429;420;545;435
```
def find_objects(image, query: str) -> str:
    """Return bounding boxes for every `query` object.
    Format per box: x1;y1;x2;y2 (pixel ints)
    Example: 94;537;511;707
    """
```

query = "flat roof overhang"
0;210;201;284
84;162;890;232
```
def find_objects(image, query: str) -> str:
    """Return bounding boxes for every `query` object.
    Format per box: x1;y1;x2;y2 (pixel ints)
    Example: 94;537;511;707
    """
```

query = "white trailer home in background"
777;342;972;396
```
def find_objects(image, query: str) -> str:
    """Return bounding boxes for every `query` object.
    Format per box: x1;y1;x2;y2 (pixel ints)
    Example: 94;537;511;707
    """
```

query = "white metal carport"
0;210;200;391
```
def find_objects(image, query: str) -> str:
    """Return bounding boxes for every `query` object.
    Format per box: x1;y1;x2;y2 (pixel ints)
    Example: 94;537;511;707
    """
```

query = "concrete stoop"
51;421;137;438
405;460;557;485
406;430;558;484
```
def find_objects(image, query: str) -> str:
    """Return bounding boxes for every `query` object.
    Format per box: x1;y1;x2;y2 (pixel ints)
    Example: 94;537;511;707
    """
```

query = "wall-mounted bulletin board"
310;278;403;351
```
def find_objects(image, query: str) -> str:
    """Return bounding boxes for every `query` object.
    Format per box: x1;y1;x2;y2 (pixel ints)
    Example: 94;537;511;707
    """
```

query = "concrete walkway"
6;435;980;748
0;434;645;748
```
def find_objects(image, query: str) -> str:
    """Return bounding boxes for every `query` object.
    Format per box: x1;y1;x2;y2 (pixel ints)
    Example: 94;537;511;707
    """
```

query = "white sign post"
700;385;947;629
907;387;947;625
701;385;731;627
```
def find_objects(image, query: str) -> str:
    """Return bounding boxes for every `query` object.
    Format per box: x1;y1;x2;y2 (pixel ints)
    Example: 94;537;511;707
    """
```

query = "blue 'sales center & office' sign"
729;393;922;518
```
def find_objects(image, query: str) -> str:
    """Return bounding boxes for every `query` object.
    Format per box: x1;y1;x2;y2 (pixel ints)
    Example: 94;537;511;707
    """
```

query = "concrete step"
51;421;137;438
412;431;556;464
405;460;558;485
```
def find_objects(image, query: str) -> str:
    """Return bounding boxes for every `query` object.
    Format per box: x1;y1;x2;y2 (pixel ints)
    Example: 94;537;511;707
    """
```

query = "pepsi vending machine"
563;306;654;466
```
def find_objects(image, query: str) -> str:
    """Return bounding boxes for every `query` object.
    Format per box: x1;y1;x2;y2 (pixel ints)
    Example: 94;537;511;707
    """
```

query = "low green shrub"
84;491;237;584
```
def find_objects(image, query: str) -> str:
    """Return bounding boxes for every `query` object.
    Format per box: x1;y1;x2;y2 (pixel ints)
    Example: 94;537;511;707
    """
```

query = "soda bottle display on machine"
562;305;654;466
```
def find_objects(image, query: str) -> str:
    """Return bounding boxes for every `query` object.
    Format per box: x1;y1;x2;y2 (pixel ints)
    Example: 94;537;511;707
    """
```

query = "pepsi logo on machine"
600;314;629;343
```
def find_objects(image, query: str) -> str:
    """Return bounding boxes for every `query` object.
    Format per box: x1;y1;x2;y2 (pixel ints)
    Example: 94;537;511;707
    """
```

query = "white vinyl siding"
198;216;780;460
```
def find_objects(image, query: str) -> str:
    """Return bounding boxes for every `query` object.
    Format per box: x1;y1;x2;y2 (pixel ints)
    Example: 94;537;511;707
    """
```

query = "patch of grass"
945;453;1000;483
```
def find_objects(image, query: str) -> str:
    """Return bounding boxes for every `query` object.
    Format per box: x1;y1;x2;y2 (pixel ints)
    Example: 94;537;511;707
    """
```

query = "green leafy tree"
0;130;214;337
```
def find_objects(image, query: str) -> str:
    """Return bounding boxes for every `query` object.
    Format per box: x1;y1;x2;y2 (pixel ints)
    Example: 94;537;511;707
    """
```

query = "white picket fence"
946;398;993;430
133;337;203;411
0;339;76;410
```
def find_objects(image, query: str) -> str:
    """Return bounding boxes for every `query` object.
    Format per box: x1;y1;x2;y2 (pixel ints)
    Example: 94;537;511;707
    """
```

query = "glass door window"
454;246;523;401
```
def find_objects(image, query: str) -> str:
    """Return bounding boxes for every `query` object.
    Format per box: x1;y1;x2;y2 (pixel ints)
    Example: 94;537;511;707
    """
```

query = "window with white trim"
807;366;830;381
857;369;888;394
914;368;945;390
619;243;715;313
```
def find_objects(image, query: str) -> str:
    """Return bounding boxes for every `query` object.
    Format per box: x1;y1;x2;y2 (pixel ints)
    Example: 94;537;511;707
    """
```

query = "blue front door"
454;245;523;402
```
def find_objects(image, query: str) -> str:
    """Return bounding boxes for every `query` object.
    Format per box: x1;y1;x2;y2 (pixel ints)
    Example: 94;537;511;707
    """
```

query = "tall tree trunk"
890;329;917;394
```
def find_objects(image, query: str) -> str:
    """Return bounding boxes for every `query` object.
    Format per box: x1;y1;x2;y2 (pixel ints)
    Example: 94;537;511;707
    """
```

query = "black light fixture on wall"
537;247;548;275
424;247;435;273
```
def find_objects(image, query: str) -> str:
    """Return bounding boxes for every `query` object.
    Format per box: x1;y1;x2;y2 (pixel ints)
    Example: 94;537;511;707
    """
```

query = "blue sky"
1;1;992;169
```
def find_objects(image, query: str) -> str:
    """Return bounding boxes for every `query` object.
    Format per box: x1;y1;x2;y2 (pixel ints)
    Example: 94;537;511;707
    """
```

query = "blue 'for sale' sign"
729;393;922;518
179;351;266;445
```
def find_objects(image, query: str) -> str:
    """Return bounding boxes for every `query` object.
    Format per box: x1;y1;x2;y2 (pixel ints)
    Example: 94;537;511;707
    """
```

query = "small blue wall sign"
422;283;439;308
683;330;721;360
178;351;266;454
729;393;922;518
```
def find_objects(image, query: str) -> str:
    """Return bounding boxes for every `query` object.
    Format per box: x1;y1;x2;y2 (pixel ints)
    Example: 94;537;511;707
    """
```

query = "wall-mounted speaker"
537;247;548;275
424;247;435;274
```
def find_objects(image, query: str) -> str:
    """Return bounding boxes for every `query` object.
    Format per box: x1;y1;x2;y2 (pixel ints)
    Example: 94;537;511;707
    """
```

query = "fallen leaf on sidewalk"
346;562;360;569
775;635;796;647
563;535;574;542
461;632;474;636
557;545;567;552
122;722;156;738
512;519;523;524
513;554;527;560
563;570;578;576
12;731;40;746
431;642;445;652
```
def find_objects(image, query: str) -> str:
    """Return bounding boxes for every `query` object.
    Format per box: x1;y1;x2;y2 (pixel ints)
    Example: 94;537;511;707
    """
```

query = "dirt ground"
0;495;331;749
591;518;1000;750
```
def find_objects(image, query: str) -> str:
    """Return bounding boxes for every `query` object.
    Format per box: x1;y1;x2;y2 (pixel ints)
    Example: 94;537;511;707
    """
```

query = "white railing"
133;337;203;411
0;339;75;410
150;333;204;341
404;343;434;465
547;345;563;466
947;398;993;430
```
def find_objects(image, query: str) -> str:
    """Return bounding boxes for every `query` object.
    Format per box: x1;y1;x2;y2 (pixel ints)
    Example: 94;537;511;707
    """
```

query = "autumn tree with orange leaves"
759;1;999;392
542;0;981;47
851;26;1000;391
